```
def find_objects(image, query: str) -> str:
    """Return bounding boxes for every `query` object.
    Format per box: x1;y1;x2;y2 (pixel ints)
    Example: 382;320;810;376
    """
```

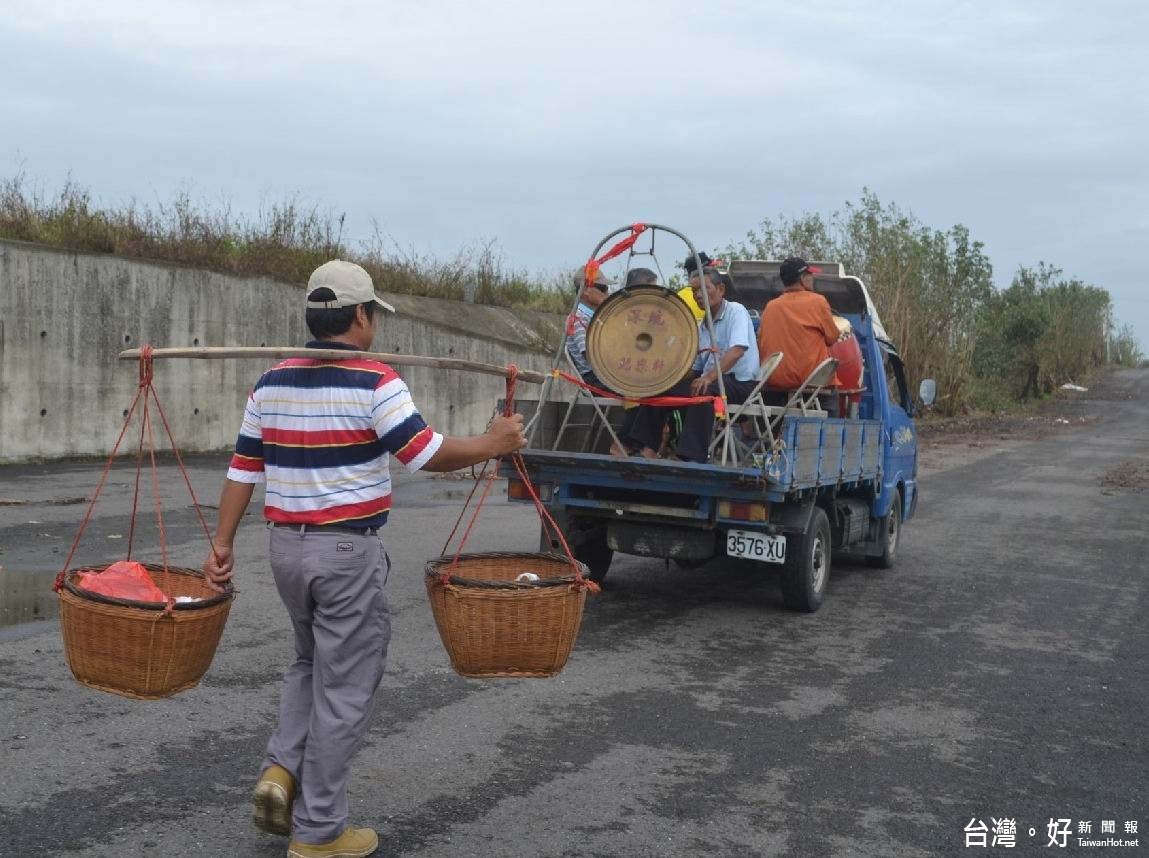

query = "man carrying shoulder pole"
202;260;526;858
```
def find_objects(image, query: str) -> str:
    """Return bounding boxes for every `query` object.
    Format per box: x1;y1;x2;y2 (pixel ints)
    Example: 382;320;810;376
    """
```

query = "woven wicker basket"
425;552;590;678
58;563;234;699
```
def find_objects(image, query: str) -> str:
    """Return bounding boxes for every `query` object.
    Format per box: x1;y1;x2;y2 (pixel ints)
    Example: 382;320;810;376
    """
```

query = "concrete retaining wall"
0;239;566;463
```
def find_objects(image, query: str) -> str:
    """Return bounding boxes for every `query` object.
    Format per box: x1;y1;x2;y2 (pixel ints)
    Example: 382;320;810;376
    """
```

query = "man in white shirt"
620;267;760;462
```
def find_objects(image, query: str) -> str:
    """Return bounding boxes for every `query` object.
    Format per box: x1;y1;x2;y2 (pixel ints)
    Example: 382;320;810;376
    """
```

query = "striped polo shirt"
226;340;443;527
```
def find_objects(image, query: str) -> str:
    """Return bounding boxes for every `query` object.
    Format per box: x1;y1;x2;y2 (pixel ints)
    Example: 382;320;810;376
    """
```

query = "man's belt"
271;523;381;536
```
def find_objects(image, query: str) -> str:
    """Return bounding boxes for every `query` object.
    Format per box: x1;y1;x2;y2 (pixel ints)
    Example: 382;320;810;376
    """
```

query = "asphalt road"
0;369;1146;857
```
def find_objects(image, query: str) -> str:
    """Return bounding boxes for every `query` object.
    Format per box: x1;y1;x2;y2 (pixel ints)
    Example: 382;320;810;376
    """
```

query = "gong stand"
530;224;732;462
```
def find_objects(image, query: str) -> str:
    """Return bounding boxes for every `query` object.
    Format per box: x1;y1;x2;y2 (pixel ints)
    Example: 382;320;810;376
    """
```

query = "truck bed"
513;414;885;503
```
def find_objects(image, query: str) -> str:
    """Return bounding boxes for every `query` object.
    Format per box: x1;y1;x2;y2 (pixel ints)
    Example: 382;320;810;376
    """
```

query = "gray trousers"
264;527;392;844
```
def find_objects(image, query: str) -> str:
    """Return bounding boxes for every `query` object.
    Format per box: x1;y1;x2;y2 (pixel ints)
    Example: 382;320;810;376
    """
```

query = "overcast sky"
4;0;1146;347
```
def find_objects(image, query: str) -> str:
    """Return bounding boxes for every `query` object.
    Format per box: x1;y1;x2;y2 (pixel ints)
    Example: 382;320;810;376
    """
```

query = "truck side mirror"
918;379;937;407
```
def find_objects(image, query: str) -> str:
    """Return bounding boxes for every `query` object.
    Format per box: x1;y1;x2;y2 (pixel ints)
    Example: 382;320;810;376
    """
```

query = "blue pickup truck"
503;255;931;612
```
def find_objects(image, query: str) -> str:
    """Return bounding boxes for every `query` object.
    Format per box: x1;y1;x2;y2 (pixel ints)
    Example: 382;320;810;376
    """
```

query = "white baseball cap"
306;260;396;313
573;264;617;291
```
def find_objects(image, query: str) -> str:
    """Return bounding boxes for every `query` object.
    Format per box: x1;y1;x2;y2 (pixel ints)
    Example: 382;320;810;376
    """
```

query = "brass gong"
585;286;699;398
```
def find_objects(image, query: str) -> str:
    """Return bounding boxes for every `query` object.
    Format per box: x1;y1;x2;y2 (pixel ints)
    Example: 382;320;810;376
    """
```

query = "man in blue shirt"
621;267;760;462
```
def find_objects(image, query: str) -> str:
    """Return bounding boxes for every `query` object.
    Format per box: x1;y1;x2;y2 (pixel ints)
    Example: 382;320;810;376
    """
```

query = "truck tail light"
507;478;553;503
718;500;768;522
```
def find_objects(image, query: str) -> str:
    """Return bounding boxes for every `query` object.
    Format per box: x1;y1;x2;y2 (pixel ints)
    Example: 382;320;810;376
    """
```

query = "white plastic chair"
552;348;630;453
778;357;838;417
718;357;839;467
710;352;783;464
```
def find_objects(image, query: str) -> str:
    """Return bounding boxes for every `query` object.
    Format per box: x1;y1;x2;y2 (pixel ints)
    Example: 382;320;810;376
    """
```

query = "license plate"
726;529;786;563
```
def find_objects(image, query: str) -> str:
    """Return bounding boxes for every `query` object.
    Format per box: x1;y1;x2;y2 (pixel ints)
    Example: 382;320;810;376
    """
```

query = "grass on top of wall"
0;174;573;314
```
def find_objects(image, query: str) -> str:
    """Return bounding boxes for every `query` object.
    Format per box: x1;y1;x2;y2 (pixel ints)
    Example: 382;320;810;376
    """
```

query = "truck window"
880;346;911;412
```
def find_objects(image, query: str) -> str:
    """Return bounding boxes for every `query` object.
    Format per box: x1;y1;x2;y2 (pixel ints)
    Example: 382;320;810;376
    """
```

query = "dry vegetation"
0;173;572;313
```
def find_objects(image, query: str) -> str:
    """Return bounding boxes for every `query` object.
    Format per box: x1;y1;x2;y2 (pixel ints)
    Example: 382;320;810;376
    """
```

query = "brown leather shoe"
253;764;295;836
287;827;379;858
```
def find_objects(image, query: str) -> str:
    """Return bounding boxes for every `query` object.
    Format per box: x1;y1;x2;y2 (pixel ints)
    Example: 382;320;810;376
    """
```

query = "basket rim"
63;562;234;611
425;551;589;590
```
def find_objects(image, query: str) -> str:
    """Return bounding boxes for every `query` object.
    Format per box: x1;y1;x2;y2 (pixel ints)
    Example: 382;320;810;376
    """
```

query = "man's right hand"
203;543;234;591
488;413;528;456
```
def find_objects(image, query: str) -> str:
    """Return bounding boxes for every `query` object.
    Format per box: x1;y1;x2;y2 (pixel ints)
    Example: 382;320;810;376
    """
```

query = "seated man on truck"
757;257;842;408
621;266;760;462
625;266;659;287
677;252;710;321
565;264;614;387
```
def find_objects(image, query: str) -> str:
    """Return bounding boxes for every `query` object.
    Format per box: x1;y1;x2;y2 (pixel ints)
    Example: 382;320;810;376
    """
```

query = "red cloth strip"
555;370;727;418
585;223;647;287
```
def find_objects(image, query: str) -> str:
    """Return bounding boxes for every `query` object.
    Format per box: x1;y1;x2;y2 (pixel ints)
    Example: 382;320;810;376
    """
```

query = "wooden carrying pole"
118;347;548;384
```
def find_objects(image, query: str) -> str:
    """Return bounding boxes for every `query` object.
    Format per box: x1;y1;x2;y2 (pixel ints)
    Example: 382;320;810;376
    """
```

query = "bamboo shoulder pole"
118;347;549;385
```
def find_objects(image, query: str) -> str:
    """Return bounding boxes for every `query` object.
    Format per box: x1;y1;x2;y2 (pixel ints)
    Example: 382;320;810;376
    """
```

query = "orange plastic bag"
77;561;168;603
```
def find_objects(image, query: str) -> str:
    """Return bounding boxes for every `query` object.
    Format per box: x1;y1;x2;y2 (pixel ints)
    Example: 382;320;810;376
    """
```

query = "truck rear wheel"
781;507;831;613
865;489;901;569
540;517;613;584
574;532;613;584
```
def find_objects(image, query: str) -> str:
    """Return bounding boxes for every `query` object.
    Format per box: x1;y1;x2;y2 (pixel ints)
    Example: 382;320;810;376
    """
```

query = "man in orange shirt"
758;257;841;397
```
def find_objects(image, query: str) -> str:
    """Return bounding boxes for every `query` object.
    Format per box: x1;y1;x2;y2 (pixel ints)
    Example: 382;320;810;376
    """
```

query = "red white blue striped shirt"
227;341;443;527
